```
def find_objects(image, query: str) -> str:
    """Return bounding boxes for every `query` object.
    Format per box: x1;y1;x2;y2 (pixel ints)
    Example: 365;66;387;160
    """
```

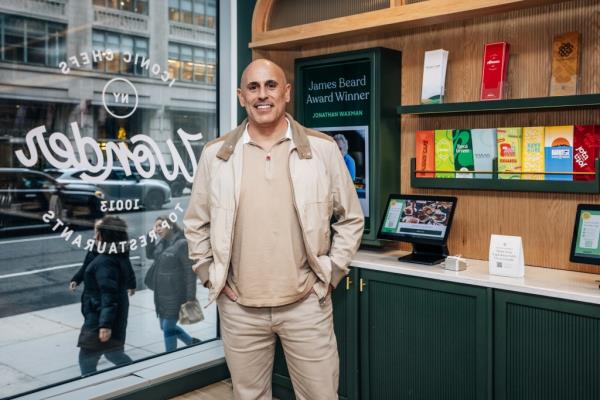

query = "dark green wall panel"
360;270;490;400
495;291;600;400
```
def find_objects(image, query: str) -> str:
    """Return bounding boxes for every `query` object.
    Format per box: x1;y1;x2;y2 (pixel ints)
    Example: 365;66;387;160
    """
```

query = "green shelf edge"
397;94;600;115
410;158;600;194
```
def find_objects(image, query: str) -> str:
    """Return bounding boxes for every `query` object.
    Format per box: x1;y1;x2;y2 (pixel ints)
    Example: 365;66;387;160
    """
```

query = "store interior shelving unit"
397;94;600;115
409;158;600;193
399;95;600;193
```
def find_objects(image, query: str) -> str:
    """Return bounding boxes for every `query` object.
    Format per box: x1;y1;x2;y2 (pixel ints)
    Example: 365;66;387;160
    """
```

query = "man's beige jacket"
183;114;364;304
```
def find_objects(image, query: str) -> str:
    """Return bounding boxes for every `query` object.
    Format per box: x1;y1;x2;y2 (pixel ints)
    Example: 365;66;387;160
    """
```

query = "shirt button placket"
265;152;272;180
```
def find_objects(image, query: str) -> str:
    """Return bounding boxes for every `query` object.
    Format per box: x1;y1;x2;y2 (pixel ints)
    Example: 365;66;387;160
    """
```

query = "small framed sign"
489;234;525;277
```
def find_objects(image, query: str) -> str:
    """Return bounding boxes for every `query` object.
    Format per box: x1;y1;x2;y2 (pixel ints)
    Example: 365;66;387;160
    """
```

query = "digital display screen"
378;195;457;244
571;205;600;265
314;126;369;217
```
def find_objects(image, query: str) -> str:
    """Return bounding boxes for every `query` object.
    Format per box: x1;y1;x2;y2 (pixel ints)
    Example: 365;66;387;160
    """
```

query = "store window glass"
0;1;218;398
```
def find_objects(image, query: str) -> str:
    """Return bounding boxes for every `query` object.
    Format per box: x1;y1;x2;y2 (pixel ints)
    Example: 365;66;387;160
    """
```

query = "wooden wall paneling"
250;0;600;273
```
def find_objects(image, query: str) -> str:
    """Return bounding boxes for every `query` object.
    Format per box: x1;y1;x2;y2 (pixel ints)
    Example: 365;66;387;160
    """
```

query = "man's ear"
237;88;245;107
284;83;291;103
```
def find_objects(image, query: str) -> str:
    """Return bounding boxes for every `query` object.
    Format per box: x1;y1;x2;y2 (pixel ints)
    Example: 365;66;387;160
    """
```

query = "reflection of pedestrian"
333;134;356;180
146;216;200;352
75;216;134;376
70;220;136;297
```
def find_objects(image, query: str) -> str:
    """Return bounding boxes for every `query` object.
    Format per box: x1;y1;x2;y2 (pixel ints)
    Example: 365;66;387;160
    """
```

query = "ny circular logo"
101;77;139;119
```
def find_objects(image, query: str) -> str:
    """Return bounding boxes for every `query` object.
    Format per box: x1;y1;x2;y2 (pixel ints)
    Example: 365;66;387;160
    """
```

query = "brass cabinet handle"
360;278;366;292
346;276;352;290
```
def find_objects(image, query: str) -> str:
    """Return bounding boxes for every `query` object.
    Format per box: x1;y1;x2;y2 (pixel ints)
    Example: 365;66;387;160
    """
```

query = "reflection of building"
0;0;217;168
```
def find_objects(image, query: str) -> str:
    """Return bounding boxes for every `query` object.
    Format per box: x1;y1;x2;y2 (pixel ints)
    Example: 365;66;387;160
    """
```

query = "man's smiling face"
237;60;291;129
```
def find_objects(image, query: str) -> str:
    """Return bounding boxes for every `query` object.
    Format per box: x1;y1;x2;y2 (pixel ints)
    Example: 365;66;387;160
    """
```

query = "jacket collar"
241;118;292;144
216;113;312;161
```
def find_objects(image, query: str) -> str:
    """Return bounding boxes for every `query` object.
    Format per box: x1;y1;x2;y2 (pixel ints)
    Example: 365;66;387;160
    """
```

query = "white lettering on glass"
14;123;202;183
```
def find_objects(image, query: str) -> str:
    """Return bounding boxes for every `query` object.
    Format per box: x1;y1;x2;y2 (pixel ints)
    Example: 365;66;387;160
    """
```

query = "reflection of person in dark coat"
70;243;137;297
146;216;199;352
75;216;134;375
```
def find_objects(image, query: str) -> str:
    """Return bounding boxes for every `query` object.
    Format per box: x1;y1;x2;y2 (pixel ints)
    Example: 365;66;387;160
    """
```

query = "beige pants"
217;292;339;400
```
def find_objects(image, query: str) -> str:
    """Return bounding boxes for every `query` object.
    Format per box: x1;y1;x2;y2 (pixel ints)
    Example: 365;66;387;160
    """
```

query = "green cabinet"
272;268;359;400
272;268;490;400
272;268;600;400
494;290;600;400
358;269;491;400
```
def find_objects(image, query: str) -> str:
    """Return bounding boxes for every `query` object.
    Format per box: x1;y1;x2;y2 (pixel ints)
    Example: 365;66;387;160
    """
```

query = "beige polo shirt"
226;121;317;307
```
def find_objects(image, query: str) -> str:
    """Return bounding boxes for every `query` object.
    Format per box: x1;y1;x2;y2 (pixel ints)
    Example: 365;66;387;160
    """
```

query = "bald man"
184;59;364;400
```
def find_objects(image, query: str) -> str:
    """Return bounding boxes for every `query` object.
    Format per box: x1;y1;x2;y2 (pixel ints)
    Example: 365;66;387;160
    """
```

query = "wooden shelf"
410;158;600;194
250;0;565;50
397;94;600;115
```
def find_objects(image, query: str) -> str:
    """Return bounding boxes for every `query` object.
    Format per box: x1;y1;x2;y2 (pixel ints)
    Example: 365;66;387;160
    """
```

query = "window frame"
0;13;66;67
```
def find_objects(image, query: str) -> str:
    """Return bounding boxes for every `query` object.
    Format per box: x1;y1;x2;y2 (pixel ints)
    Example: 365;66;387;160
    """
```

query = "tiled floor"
171;379;280;400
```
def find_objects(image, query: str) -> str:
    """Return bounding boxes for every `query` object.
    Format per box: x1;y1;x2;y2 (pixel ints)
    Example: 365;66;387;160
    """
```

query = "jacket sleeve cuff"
192;260;211;288
329;258;348;288
312;281;329;300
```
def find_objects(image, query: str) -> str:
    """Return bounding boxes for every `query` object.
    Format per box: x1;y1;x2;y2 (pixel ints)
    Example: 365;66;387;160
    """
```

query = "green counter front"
273;250;600;400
